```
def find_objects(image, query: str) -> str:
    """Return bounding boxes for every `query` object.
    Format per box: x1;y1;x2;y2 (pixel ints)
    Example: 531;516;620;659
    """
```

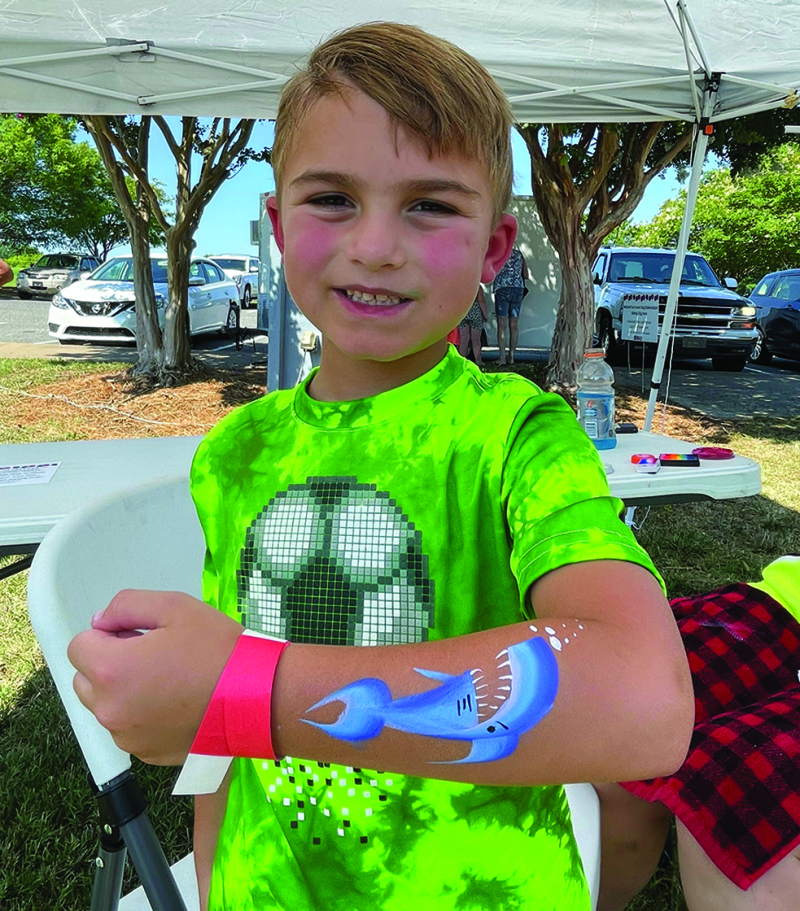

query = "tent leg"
644;83;718;431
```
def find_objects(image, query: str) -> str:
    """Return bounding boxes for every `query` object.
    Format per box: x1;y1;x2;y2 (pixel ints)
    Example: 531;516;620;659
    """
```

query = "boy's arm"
69;559;693;785
194;768;231;911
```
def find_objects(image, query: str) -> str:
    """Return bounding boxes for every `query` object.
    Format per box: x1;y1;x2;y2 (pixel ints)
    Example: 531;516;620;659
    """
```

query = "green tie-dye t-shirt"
190;347;659;911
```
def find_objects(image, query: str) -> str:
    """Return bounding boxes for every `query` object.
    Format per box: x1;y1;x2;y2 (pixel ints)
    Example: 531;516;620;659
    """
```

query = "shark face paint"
304;635;560;764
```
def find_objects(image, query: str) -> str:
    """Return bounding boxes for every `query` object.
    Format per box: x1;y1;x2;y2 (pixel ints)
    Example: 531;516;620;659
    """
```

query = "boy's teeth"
345;289;402;305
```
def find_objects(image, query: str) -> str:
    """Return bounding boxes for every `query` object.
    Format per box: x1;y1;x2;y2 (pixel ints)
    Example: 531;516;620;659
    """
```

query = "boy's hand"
68;590;243;765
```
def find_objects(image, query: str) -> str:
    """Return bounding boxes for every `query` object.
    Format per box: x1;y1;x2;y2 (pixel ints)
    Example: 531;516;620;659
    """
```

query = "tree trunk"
129;118;164;379
546;226;595;397
163;229;194;375
130;222;163;377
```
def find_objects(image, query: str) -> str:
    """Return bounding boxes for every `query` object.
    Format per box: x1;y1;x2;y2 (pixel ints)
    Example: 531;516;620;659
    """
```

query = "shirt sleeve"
500;391;664;615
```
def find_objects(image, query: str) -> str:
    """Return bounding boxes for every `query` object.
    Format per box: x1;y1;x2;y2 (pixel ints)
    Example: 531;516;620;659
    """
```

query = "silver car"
47;255;239;345
17;252;100;299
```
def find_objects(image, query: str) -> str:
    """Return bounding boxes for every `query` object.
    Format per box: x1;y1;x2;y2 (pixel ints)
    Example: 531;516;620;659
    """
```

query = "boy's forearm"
269;562;693;786
70;563;693;785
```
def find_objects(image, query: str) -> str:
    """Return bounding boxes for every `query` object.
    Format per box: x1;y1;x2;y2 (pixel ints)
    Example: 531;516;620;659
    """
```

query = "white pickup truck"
592;247;759;371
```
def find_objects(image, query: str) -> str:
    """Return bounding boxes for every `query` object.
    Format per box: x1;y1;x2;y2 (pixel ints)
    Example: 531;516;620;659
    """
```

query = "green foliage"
0;115;167;259
615;144;800;292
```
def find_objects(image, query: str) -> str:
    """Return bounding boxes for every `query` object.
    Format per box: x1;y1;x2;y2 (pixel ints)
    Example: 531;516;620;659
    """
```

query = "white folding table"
0;430;761;574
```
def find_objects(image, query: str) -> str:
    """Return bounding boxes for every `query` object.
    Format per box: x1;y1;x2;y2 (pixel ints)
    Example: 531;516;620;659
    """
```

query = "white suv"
17;252;100;299
207;254;259;308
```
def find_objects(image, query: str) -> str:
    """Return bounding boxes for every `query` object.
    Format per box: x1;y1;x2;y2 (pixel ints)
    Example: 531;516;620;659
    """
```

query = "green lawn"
1;359;798;909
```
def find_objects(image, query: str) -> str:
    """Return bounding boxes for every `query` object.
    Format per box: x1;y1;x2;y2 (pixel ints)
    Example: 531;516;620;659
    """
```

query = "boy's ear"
266;195;285;254
480;214;517;284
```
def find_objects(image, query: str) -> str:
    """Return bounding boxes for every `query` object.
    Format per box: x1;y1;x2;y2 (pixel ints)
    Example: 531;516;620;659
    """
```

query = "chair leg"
90;825;126;911
93;771;188;911
121;812;188;911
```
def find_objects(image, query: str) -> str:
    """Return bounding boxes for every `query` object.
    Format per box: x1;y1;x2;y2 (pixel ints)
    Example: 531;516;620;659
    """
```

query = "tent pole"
643;86;716;431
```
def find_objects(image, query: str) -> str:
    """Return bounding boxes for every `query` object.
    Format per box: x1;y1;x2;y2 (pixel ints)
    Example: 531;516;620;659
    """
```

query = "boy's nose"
345;211;406;271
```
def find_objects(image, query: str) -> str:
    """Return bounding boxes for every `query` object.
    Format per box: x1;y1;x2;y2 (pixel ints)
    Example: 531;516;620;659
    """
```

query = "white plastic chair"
27;474;203;911
27;473;600;911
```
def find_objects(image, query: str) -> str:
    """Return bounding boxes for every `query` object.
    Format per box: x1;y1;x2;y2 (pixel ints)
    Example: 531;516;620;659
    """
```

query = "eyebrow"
289;170;481;199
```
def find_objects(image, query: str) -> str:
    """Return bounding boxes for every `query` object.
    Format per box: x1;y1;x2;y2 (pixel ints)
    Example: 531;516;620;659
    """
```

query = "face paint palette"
659;453;700;467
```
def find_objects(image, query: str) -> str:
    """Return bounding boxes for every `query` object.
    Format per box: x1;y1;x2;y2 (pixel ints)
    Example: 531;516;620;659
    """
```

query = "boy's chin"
339;338;448;365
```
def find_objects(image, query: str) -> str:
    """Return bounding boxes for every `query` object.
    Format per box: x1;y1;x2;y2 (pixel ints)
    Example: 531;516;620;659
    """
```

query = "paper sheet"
0;462;61;487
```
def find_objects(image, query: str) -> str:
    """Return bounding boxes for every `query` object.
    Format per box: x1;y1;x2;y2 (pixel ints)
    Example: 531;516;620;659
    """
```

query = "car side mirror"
592;273;603;286
188;276;205;286
724;277;738;290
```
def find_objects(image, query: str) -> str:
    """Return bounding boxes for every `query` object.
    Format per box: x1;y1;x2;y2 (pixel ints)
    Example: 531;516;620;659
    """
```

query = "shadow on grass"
0;665;192;910
634;494;800;598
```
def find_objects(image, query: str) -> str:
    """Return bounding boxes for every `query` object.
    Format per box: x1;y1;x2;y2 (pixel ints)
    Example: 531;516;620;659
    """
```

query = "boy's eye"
308;193;353;210
412;199;458;215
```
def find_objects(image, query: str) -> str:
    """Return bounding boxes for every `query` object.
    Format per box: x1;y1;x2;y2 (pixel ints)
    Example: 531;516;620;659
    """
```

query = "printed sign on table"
0;462;61;487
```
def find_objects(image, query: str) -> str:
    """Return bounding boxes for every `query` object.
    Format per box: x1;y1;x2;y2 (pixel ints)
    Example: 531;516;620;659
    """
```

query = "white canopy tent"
2;0;799;418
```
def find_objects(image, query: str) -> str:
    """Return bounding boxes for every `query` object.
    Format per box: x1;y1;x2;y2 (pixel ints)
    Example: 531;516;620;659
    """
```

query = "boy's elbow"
638;658;695;779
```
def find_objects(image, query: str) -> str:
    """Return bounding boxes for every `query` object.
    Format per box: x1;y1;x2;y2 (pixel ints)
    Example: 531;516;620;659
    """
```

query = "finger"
72;669;94;711
92;589;194;633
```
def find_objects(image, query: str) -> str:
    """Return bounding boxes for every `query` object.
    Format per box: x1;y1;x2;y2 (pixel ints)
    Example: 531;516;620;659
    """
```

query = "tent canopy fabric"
1;0;799;123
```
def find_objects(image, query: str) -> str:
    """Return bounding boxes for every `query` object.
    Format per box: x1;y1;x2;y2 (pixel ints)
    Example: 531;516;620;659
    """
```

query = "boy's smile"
268;86;516;401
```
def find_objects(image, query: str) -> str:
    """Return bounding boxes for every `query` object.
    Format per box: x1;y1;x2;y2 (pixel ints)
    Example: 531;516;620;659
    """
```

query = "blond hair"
272;22;513;222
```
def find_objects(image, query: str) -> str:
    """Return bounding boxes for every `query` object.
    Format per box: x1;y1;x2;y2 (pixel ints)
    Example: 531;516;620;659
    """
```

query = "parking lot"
0;288;264;368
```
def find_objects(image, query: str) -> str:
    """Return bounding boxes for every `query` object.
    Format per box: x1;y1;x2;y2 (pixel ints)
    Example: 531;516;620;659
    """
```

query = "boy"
69;22;692;911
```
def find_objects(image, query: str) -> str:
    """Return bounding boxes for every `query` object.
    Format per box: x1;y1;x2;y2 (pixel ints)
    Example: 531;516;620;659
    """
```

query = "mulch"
1;361;729;445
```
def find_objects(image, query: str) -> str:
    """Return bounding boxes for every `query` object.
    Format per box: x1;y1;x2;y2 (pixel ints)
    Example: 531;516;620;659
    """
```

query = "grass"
1;357;799;909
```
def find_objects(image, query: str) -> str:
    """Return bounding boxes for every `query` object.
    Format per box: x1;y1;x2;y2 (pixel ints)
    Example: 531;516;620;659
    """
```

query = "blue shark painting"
304;636;559;763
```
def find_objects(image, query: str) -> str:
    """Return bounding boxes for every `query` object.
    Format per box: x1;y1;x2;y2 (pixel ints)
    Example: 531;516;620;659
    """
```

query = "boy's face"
268;87;515;389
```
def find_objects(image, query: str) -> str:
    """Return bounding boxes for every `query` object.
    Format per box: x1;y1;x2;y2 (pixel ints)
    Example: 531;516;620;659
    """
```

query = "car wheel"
243;285;252;309
17;289;32;300
749;329;772;365
224;302;240;338
598;312;625;365
711;355;748;372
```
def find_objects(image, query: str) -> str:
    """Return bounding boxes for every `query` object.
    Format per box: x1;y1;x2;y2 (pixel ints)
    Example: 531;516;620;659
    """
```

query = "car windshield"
35;254;80;270
608;252;721;287
91;258;169;283
211;258;247;271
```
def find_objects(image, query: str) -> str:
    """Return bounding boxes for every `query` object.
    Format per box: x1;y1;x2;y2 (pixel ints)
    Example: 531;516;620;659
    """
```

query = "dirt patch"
2;367;267;440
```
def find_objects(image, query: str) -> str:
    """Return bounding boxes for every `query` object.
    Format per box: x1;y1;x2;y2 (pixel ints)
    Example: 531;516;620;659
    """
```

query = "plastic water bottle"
577;348;616;450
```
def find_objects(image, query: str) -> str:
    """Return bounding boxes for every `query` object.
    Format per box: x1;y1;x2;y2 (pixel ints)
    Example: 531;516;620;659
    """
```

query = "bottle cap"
583;349;605;358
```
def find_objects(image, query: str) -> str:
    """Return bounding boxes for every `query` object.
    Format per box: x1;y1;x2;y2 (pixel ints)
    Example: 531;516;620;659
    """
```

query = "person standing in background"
0;258;13;287
492;246;528;365
457;285;488;365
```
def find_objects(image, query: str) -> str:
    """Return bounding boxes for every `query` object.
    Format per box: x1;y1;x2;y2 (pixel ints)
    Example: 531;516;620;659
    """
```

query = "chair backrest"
27;474;205;788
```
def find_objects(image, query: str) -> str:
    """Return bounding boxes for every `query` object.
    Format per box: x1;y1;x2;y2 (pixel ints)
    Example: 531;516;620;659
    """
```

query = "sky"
94;119;683;259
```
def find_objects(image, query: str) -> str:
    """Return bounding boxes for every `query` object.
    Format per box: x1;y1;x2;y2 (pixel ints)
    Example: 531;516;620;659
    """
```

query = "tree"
611;143;800;293
0;114;161;257
518;107;800;392
83;116;268;383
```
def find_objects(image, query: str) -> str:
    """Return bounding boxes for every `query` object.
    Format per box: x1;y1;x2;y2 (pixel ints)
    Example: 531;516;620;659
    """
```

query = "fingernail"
91;609;105;625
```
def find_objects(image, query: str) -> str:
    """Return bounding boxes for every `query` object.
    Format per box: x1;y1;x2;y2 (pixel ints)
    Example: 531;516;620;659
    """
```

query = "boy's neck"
307;339;450;402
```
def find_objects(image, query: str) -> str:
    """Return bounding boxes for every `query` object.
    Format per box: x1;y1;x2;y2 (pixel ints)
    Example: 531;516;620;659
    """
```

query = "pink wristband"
190;631;289;759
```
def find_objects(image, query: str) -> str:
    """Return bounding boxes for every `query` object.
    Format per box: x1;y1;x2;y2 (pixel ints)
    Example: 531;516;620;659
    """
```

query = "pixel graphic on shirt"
237;476;434;647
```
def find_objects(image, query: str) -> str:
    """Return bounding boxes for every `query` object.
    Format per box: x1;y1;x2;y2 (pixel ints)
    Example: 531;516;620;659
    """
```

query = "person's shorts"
494;287;525;319
458;299;483;330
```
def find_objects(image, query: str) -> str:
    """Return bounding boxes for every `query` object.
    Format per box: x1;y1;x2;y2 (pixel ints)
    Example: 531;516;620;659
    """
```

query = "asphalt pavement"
0;288;265;369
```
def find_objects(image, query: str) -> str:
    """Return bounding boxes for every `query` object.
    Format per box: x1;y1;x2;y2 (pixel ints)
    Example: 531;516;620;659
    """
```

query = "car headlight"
52;273;68;281
154;294;166;309
733;305;756;318
52;292;69;310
